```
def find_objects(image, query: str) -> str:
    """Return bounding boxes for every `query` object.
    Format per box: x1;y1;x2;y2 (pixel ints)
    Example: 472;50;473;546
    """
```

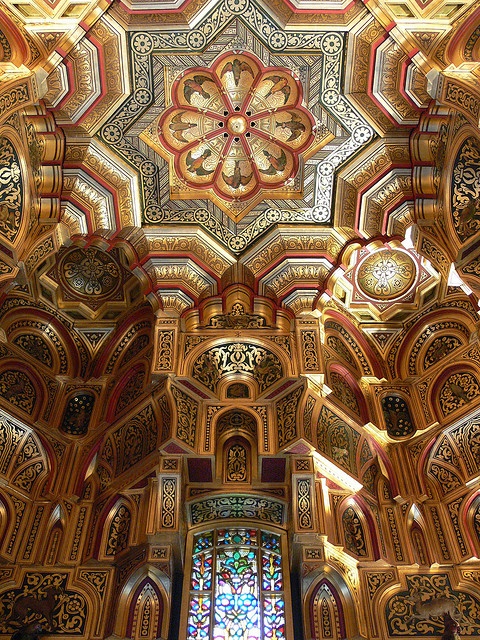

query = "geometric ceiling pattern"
0;0;480;638
99;7;374;252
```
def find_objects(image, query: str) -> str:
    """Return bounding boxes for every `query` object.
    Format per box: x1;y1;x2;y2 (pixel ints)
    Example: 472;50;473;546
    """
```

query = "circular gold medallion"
357;249;416;300
226;115;248;134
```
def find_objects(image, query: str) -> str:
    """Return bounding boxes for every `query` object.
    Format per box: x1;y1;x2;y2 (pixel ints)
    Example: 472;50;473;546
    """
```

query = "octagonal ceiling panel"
154;52;319;219
97;5;375;254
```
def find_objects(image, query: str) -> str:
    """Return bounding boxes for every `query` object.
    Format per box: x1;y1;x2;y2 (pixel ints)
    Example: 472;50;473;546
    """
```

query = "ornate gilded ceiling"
0;0;478;426
1;3;480;638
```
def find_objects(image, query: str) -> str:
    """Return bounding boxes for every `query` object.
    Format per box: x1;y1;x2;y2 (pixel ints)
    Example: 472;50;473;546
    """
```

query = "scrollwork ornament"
0;573;87;634
79;570;108;596
226;443;248;482
277;386;302;448
386;574;480;636
106;505;131;556
301;330;319;371
189;494;284;525
192;343;282;393
451;136;480;243
172;386;197;447
297;479;313;530
161;477;177;528
156;329;174;370
61;247;120;298
439;371;480;416
342;507;367;556
0;136;22;243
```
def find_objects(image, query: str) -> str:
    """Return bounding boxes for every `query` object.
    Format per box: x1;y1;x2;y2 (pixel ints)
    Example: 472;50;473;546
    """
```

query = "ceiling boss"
158;51;321;220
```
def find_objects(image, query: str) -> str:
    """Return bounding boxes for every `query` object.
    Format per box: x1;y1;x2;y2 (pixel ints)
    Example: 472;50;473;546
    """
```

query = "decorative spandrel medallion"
61;247;120;298
157;52;319;220
356;249;416;300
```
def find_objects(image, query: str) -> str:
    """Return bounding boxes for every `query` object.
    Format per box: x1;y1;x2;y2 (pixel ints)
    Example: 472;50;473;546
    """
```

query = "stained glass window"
186;527;286;639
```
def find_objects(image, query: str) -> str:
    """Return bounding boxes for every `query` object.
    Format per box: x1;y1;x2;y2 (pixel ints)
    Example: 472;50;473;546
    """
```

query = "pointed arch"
323;311;385;379
215;407;259;482
327;363;369;423
339;495;379;560
407;504;433;566
464;492;480;557
304;569;362;640
100;499;132;559
310;579;346;640
92;494;137;560
114;566;170;640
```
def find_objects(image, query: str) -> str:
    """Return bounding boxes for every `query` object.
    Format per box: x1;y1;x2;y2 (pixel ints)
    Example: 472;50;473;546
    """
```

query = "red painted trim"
92;494;123;557
367;32;418;128
91;308;153;378
0;360;44;423
34;432;60;495
3;306;82;376
395;308;472;378
178;379;210;399
77;34;109;125
56;34;108;126
118;0;356;15
430;364;480;424
416;435;439;497
328;363;369;423
333;234;401;270
106;362;146;422
159;51;315;204
353;165;412;235
74;439;103;496
352;494;381;559
0;12;30;64
324;309;384;379
277;0;356;14
139;251;222;286
0;491;12;547
253;252;336;285
399;58;423;111
126;578;164;638
446;4;480;63
373;443;400;498
310;578;346;638
462;491;480;557
62;163;123;230
54;47;69;58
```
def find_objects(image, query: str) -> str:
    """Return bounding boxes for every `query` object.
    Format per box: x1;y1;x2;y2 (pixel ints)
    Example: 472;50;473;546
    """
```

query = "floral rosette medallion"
158;51;319;219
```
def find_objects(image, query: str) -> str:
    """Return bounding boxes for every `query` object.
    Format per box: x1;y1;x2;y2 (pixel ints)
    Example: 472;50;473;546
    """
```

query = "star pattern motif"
159;52;317;219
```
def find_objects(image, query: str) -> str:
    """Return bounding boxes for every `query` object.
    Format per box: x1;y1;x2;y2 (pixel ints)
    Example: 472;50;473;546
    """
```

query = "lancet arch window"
185;526;290;639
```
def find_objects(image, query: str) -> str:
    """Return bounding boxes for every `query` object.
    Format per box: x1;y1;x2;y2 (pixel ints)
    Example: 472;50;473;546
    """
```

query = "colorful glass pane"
187;594;211;639
187;528;287;639
193;531;213;553
191;551;213;590
214;546;259;639
217;528;257;546
262;552;283;591
216;547;258;593
261;531;281;553
263;595;286;639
